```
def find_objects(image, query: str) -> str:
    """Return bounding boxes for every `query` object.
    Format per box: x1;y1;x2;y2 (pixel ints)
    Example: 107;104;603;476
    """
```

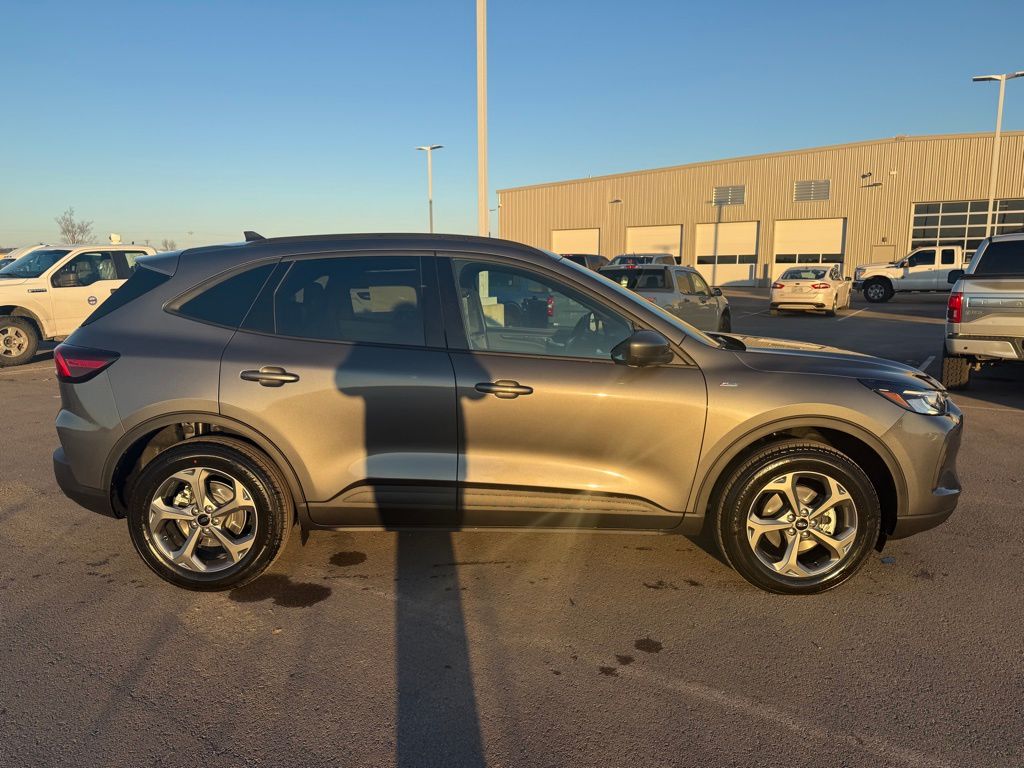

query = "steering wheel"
565;311;604;355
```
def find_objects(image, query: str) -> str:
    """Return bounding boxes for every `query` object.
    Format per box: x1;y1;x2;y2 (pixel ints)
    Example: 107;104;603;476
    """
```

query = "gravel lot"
1;291;1022;768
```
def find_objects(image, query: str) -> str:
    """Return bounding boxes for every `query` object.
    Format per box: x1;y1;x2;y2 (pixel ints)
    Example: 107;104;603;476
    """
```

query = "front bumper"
53;447;116;518
886;403;963;539
853;280;864;290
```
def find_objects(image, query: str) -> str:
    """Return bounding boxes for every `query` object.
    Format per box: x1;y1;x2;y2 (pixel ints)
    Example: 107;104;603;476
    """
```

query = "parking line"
836;308;866;322
918;355;935;373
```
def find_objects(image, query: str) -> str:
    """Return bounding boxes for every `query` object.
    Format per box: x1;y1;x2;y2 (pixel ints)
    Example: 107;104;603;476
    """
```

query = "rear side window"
81;266;170;326
242;256;425;346
175;263;276;328
974;241;1024;276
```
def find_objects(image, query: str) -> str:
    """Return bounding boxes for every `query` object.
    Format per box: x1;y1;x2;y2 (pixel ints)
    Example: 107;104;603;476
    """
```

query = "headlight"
859;379;948;415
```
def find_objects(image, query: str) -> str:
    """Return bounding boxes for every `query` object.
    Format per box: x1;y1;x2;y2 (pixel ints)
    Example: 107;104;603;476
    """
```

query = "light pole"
973;71;1024;237
476;0;488;236
416;144;443;233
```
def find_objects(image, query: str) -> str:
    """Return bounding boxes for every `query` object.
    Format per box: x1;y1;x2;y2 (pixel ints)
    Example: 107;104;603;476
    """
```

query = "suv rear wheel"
713;441;880;594
127;438;293;590
0;316;39;367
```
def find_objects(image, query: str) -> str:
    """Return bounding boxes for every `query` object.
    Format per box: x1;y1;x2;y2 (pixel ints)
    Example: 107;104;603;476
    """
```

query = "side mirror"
711;287;723;297
611;330;674;367
947;269;965;285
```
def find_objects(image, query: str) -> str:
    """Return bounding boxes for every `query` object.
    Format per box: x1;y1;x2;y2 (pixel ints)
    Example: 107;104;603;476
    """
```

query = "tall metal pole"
427;149;435;233
985;76;1007;238
711;202;722;287
975;71;1023;238
476;0;488;236
416;145;442;233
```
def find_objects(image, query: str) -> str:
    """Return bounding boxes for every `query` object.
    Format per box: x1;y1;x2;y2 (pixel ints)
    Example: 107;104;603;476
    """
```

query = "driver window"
452;260;631;360
907;250;935;268
52;251;117;288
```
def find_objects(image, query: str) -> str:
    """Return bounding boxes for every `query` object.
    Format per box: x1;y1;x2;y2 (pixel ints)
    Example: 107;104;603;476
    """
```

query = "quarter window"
451;260;631;360
176;263;276;328
243;256;425;346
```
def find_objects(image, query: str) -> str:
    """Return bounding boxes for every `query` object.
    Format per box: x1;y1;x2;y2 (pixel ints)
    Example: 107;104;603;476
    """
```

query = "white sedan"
770;265;852;316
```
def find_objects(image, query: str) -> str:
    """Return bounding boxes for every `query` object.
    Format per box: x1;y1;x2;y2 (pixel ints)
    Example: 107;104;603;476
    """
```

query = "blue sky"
2;0;1023;246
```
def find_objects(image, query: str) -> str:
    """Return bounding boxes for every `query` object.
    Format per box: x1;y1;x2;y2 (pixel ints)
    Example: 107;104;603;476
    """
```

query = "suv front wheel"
713;441;880;594
127;437;293;590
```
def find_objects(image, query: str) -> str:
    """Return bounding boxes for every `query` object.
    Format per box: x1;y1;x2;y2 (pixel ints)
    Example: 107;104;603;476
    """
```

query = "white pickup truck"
941;233;1024;389
854;245;968;303
0;243;156;366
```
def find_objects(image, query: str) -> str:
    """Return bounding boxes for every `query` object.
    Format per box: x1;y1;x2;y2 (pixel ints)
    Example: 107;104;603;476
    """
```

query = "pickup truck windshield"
601;267;669;290
0;249;70;278
974;241;1024;276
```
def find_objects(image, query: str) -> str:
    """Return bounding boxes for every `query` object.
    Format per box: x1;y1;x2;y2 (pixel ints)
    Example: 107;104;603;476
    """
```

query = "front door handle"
475;380;533;399
240;366;300;387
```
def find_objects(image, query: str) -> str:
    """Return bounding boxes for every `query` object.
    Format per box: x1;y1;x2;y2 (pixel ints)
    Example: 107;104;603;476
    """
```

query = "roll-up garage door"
772;218;846;279
551;228;600;255
625;225;682;262
694;221;759;286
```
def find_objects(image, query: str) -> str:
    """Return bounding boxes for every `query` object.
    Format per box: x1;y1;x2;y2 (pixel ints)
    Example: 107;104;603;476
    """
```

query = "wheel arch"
689;417;905;542
105;412;308;521
0;305;45;338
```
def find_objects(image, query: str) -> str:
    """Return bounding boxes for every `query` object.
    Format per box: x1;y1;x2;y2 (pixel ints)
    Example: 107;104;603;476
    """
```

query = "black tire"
127;437;294;590
718;311;732;332
769;309;779;316
825;297;837;317
941;351;971;390
712;441;881;595
0;316;39;367
862;279;893;303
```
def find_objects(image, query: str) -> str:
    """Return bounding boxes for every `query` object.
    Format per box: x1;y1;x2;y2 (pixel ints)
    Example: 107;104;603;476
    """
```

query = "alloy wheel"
146;466;258;573
746;471;858;578
865;283;885;301
0;326;28;357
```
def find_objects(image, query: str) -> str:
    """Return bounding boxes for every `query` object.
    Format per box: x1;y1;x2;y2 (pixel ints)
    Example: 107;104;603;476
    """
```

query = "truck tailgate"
961;278;1024;337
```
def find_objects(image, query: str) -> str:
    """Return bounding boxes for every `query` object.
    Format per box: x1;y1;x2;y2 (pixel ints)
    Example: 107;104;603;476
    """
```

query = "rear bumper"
945;334;1023;361
886;404;963;539
53;447;116;518
771;301;828;310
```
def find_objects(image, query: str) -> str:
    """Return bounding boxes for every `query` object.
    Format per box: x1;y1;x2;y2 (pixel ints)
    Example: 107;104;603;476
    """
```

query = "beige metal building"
497;132;1024;286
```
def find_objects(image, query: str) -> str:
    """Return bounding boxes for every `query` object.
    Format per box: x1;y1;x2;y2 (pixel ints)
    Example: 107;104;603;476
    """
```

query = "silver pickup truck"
941;233;1024;389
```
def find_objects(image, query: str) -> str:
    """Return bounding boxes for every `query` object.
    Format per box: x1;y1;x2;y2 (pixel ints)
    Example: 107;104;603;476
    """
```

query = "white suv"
0;244;156;366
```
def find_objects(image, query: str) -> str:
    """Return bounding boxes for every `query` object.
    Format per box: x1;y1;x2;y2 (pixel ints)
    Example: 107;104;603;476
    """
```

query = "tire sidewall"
0;317;39;367
718;448;880;595
127;444;287;590
863;280;890;303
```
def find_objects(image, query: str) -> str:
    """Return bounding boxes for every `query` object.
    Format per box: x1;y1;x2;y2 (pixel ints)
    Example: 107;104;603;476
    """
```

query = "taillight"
54;344;119;383
546;296;555;317
772;282;785;289
811;283;831;289
947;291;963;323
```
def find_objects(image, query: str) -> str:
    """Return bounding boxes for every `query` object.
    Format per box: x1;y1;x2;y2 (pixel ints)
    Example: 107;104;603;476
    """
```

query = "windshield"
601;267;669;290
780;268;827;281
0;249;70;278
560;257;720;347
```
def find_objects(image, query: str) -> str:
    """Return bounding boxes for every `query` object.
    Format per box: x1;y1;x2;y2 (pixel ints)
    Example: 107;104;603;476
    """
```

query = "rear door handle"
240;366;300;387
475;380;533;399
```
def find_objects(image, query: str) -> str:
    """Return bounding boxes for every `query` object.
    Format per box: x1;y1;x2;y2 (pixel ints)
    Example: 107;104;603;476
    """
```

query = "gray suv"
53;234;962;594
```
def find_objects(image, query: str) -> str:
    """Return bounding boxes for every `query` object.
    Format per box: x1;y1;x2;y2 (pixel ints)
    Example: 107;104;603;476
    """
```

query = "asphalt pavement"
1;291;1022;768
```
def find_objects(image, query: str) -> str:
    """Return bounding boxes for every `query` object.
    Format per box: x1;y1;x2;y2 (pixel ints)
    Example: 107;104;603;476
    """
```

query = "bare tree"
160;238;178;252
54;208;94;244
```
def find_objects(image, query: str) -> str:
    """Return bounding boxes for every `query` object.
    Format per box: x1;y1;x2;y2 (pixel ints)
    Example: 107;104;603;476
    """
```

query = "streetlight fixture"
415;144;443;233
973;71;1024;237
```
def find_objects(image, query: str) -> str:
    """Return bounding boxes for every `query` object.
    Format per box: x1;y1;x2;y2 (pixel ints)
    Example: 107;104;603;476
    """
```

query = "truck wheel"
0;316;39;367
941;351;971;390
863;280;893;303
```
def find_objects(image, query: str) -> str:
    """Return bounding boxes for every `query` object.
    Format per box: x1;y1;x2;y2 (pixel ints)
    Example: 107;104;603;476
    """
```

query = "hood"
0;277;29;288
857;261;898;272
727;334;932;383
